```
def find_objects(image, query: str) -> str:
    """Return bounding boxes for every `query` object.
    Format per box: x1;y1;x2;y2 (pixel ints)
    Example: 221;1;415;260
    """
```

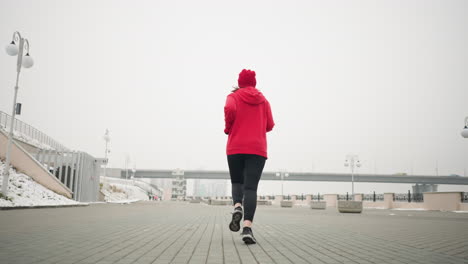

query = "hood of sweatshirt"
234;86;266;105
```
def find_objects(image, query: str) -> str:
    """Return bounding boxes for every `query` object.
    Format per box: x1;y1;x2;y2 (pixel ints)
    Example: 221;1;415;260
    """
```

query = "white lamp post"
124;154;130;198
275;171;289;197
462;117;467;176
461;117;468;138
102;129;110;187
344;154;361;198
2;31;34;196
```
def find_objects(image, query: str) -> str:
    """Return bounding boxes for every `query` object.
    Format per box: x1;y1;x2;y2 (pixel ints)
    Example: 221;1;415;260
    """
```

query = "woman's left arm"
224;95;236;134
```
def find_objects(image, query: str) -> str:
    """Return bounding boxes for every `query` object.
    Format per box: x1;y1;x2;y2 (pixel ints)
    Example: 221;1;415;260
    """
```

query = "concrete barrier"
384;193;394;209
323;194;338;207
423;192;462;211
459;203;468;211
354;194;363;201
210;200;231;206
0;130;72;199
310;201;326;209
275;195;284;202
363;201;386;209
337;201;363;213
253;192;468;212
257;200;272;206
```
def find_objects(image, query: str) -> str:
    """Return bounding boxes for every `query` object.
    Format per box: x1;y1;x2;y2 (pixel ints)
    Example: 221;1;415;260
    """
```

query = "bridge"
118;169;468;185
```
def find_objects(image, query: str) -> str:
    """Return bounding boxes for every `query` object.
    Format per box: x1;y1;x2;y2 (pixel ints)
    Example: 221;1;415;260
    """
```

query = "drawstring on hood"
235;87;266;105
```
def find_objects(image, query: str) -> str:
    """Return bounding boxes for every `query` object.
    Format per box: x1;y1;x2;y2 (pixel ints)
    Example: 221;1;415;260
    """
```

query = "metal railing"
363;192;384;202
35;149;102;202
311;194;324;201
0;111;69;151
462;192;468;203
338;193;352;201
394;191;424;203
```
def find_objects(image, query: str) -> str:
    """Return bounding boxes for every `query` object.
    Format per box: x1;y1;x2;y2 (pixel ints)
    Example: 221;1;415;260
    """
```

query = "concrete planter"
257;200;272;206
310;201;326;209
280;200;293;208
189;199;201;203
338;201;363;213
210;200;231;206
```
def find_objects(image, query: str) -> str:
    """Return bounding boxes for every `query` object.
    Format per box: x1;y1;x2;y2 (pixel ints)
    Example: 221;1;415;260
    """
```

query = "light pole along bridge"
120;169;468;185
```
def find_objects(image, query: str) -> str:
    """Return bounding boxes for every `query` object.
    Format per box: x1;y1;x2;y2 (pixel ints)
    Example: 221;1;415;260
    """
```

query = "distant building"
209;180;227;197
172;175;187;199
192;179;208;197
192;179;226;197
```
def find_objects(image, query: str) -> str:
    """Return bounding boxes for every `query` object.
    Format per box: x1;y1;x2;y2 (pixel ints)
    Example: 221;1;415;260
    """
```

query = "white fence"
35;150;104;202
0;111;69;151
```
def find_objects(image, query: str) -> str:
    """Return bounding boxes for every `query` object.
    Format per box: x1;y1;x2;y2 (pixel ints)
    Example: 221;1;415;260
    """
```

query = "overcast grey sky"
1;0;467;182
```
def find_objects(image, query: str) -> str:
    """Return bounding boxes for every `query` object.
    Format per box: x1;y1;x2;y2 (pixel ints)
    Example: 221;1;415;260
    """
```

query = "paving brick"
0;202;467;264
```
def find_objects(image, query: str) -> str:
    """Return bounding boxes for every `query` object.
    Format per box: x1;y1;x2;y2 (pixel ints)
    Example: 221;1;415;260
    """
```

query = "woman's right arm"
266;100;275;132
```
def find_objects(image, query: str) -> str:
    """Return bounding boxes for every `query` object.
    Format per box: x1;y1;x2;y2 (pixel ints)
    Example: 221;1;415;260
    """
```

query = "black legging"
227;154;266;222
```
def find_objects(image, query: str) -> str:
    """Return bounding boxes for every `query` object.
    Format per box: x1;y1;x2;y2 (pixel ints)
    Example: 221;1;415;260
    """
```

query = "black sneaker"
229;206;243;232
241;227;257;244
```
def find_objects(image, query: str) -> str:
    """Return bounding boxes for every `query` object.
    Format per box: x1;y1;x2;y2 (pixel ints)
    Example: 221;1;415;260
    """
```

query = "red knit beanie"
238;69;256;88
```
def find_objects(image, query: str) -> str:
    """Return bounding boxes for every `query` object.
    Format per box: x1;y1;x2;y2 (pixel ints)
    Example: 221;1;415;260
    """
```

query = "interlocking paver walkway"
0;201;467;264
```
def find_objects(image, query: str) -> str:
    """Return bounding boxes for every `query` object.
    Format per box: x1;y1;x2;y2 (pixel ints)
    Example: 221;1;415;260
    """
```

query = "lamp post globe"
5;42;18;56
462;129;468;138
462;117;468;138
22;54;34;68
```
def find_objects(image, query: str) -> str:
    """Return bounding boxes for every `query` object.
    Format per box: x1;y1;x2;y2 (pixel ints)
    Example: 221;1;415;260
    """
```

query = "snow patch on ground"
12;130;55;150
0;161;79;207
392;208;426;211
100;178;152;202
453;211;468;213
0;125;55;150
108;199;140;204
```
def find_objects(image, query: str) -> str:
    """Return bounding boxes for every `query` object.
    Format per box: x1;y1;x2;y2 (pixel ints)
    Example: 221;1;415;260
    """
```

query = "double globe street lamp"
344;154;361;198
276;171;289;197
102;129;111;189
2;31;34;196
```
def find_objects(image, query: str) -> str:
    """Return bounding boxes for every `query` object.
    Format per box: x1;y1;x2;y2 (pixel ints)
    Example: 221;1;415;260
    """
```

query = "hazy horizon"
1;1;467;186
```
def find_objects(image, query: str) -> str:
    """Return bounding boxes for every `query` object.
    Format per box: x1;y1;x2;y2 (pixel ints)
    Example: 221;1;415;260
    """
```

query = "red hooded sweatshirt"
224;86;275;158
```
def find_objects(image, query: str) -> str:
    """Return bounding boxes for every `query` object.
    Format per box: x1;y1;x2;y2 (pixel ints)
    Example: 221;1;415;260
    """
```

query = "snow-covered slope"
0;161;79;207
0;125;55;150
100;177;155;202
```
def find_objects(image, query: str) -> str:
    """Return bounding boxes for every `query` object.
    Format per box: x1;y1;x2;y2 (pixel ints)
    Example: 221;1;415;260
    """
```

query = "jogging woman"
224;69;275;244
